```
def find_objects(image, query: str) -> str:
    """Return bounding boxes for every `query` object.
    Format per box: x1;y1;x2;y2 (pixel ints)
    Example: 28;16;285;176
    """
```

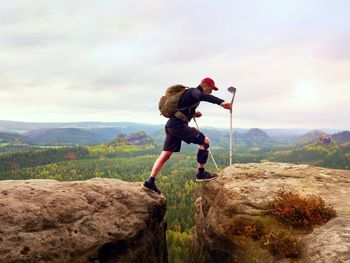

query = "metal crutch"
227;86;237;166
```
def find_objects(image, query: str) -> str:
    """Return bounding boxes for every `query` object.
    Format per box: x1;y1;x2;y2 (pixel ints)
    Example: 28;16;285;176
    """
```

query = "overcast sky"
0;0;349;129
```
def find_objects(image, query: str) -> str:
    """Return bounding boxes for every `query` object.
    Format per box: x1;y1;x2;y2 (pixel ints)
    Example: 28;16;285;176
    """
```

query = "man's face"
203;83;213;94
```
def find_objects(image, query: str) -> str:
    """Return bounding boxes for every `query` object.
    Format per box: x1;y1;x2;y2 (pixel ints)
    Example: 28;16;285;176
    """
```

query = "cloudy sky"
0;0;349;129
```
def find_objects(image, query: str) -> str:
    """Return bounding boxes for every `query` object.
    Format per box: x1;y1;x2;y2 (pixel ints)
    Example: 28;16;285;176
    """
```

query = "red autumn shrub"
65;152;77;160
224;217;263;240
263;232;299;259
268;189;336;227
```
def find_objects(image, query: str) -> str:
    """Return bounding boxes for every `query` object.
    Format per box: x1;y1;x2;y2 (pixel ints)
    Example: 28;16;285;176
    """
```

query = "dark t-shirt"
165;86;224;128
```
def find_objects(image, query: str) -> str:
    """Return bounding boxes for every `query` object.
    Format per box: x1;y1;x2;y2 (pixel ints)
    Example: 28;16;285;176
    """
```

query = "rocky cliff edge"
0;178;167;263
190;162;350;263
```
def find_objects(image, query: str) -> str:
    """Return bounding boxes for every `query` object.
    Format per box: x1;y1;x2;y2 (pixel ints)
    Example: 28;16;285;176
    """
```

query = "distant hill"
151;128;166;145
23;128;99;146
152;127;274;148
264;128;310;137
86;128;123;142
263;128;309;144
200;128;228;146
245;128;270;139
21;127;154;146
331;131;350;144
114;131;154;146
297;130;326;146
0;120;163;134
0;131;31;144
238;128;274;147
1;120;348;147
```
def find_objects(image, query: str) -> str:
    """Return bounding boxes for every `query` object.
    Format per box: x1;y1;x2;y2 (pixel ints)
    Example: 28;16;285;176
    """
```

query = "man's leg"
196;136;217;181
150;151;173;177
179;125;214;180
197;136;210;170
143;151;173;194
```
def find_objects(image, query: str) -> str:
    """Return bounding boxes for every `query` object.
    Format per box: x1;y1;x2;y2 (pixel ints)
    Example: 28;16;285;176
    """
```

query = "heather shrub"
268;189;336;227
224;216;264;240
223;189;336;260
263;231;299;259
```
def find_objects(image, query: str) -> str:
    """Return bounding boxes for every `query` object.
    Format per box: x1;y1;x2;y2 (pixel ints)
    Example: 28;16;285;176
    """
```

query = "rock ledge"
0;178;167;263
190;162;350;263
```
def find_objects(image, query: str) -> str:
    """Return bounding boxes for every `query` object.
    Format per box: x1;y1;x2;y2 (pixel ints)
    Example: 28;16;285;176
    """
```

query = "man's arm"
192;89;224;105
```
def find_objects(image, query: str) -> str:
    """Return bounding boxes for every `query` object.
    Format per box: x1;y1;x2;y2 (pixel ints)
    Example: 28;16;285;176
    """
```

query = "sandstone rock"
190;162;350;263
0;178;167;263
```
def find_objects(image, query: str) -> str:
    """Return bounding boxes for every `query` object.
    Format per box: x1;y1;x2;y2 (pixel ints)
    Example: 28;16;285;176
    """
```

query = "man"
143;77;232;194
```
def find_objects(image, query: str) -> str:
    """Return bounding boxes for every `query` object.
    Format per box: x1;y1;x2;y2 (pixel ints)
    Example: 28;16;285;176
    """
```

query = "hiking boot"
143;180;161;195
196;171;218;182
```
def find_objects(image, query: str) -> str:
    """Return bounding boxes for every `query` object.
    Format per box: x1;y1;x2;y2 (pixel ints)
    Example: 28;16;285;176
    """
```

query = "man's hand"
194;111;202;118
220;101;232;110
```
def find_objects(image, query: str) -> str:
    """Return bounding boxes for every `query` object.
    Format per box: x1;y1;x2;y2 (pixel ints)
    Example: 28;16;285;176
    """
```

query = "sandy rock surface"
0;178;167;263
190;162;350;263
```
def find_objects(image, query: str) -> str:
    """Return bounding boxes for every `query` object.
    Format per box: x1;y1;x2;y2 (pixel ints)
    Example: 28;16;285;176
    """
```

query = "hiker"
143;77;232;194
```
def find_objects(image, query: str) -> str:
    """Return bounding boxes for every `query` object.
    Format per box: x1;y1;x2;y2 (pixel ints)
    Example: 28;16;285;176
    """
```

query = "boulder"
190;162;350;263
0;178;167;263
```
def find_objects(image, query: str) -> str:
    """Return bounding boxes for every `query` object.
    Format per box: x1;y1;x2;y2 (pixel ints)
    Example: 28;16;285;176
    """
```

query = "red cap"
201;77;218;90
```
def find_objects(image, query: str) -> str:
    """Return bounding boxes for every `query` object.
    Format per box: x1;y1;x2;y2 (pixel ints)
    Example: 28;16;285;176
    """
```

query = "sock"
148;176;156;183
198;168;205;174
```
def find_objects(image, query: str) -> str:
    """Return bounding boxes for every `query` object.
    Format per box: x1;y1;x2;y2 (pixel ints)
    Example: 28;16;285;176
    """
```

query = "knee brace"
197;149;209;164
203;143;210;150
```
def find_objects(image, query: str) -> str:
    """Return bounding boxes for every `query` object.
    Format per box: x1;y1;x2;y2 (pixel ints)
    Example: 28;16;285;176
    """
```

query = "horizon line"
0;119;348;131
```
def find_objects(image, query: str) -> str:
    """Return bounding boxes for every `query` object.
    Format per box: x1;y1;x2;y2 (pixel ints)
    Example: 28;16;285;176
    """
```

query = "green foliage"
268;142;350;169
0;153;158;181
0;147;89;173
167;230;191;263
0;144;61;153
88;143;156;157
159;168;201;231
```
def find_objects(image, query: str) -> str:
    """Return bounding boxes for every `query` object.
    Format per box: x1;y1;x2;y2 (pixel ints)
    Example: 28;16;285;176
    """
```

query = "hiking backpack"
158;85;199;123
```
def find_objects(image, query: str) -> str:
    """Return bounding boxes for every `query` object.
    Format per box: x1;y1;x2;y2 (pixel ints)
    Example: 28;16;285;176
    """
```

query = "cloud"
0;0;349;129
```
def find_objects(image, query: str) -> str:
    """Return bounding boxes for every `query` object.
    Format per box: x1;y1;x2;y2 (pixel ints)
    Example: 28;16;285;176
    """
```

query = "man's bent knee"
198;136;210;150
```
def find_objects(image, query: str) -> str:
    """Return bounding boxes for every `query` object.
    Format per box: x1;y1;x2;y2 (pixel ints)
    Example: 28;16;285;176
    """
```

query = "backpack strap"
173;88;200;123
175;102;200;123
176;88;199;111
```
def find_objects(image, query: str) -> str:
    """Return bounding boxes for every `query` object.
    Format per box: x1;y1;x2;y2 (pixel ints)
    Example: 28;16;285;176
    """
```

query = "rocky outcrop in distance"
190;162;350;263
0;178;167;263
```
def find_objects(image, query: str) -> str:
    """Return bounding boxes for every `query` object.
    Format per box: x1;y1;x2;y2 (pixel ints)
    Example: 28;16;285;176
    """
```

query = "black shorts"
163;125;205;152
